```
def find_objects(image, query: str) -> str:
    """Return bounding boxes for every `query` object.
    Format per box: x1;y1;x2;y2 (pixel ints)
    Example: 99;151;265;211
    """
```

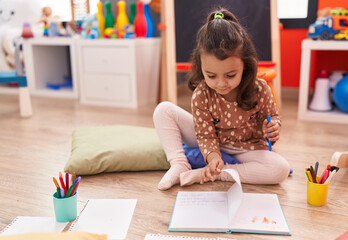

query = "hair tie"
214;12;224;19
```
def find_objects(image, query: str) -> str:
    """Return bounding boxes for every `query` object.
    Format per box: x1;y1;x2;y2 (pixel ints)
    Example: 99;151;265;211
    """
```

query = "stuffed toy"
0;0;42;71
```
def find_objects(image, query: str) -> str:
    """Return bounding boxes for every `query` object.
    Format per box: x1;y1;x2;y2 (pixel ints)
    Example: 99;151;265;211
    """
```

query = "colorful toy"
124;25;136;39
134;1;147;37
105;1;114;29
329;71;347;104
330;7;348;16
334;76;348;112
308;15;348;40
47;75;72;90
81;14;100;39
334;30;348;40
21;23;34;38
104;27;117;39
144;4;154;37
96;1;105;38
43;20;49;36
309;70;332;111
49;22;59;37
0;0;41;71
116;0;130;38
129;2;136;25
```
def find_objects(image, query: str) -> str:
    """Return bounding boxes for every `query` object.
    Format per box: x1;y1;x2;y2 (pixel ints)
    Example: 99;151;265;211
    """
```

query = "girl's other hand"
200;157;224;184
263;118;280;142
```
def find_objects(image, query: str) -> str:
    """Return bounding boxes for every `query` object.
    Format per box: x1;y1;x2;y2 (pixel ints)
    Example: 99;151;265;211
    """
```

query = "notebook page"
169;191;229;231
0;216;67;235
69;199;137;240
230;193;290;234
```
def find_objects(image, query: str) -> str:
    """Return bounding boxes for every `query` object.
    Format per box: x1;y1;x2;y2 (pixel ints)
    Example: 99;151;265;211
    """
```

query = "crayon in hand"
267;115;272;151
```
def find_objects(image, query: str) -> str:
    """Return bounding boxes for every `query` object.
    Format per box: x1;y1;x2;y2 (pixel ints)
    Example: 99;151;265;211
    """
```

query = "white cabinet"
298;39;348;124
22;38;79;99
77;38;161;108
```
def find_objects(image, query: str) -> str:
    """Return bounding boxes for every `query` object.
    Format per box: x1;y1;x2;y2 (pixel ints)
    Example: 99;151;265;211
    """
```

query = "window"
277;0;318;29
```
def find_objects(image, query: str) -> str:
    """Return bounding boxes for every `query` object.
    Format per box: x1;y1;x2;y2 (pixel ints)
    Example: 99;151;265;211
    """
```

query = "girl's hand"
263;118;281;142
201;156;224;184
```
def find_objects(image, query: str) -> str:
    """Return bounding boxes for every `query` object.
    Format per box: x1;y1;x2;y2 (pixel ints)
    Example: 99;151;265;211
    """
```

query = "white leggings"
153;101;290;184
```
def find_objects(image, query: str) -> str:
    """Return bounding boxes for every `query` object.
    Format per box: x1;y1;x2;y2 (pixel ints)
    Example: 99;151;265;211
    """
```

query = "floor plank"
0;92;347;240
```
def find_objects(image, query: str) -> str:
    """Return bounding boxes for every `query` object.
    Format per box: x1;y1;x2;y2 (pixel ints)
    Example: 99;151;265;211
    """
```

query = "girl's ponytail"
206;9;240;24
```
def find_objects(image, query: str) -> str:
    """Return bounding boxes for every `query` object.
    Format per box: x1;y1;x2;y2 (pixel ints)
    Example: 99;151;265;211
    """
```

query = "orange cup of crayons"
307;176;329;206
52;172;80;222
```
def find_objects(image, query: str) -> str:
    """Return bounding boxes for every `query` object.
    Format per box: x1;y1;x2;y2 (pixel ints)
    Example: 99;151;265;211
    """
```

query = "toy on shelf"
309;70;332;111
43;21;49;36
334;30;348;40
144;4;154;37
104;28;117;39
71;0;89;22
125;25;136;39
96;1;105;38
129;2;136;25
334;76;348;113
105;1;114;29
308;14;348;40
49;22;59;37
21;23;34;39
81;14;100;39
329;71;347;105
330;7;348;16
47;75;73;90
134;1;147;37
116;0;130;38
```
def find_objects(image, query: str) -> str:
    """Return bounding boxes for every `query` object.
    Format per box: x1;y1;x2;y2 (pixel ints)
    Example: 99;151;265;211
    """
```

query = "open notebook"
0;217;67;235
69;199;137;240
169;169;291;235
0;199;136;240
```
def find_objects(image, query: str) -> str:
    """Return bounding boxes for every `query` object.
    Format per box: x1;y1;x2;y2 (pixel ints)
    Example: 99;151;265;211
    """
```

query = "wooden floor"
0;91;348;240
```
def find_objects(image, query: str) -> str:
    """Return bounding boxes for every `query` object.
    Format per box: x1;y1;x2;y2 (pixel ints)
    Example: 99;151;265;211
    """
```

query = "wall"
281;0;348;88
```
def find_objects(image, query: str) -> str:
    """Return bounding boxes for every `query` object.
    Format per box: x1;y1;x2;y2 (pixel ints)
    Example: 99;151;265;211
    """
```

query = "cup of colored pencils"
52;172;81;222
306;162;339;206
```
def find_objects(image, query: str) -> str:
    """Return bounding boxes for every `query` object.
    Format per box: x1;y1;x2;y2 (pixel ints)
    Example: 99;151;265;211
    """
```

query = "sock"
158;164;190;190
331;152;348;168
219;164;237;182
180;168;222;186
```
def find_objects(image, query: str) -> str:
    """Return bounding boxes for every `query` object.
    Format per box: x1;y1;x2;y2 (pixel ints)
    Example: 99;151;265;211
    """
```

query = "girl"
153;8;290;191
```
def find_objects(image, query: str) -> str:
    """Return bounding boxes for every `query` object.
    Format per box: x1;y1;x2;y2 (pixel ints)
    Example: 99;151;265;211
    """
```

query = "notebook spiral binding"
68;200;90;231
144;234;233;240
0;217;18;234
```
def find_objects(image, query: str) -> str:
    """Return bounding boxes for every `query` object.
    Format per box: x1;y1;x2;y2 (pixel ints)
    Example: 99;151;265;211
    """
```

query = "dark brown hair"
187;8;258;110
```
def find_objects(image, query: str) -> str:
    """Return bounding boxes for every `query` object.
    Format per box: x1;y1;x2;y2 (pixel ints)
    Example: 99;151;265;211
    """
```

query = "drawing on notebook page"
169;169;291;235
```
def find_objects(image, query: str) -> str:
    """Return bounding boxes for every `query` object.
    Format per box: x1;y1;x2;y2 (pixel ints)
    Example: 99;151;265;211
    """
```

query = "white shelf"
77;38;161;108
298;39;348;124
22;37;79;99
0;85;19;95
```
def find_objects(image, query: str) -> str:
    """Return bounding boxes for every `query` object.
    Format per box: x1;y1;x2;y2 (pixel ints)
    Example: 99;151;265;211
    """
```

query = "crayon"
306;170;313;182
305;171;311;182
53;177;60;188
57;187;61;198
59;172;67;192
65;172;69;190
70;181;80;196
324;169;337;184
309;166;317;183
65;184;74;198
267;115;272;151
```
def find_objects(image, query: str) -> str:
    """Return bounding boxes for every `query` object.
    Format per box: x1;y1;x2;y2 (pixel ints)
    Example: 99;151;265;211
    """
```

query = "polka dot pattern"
191;78;281;159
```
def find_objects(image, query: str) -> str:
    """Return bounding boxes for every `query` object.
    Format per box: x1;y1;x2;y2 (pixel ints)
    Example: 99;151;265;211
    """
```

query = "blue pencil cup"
53;192;77;222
